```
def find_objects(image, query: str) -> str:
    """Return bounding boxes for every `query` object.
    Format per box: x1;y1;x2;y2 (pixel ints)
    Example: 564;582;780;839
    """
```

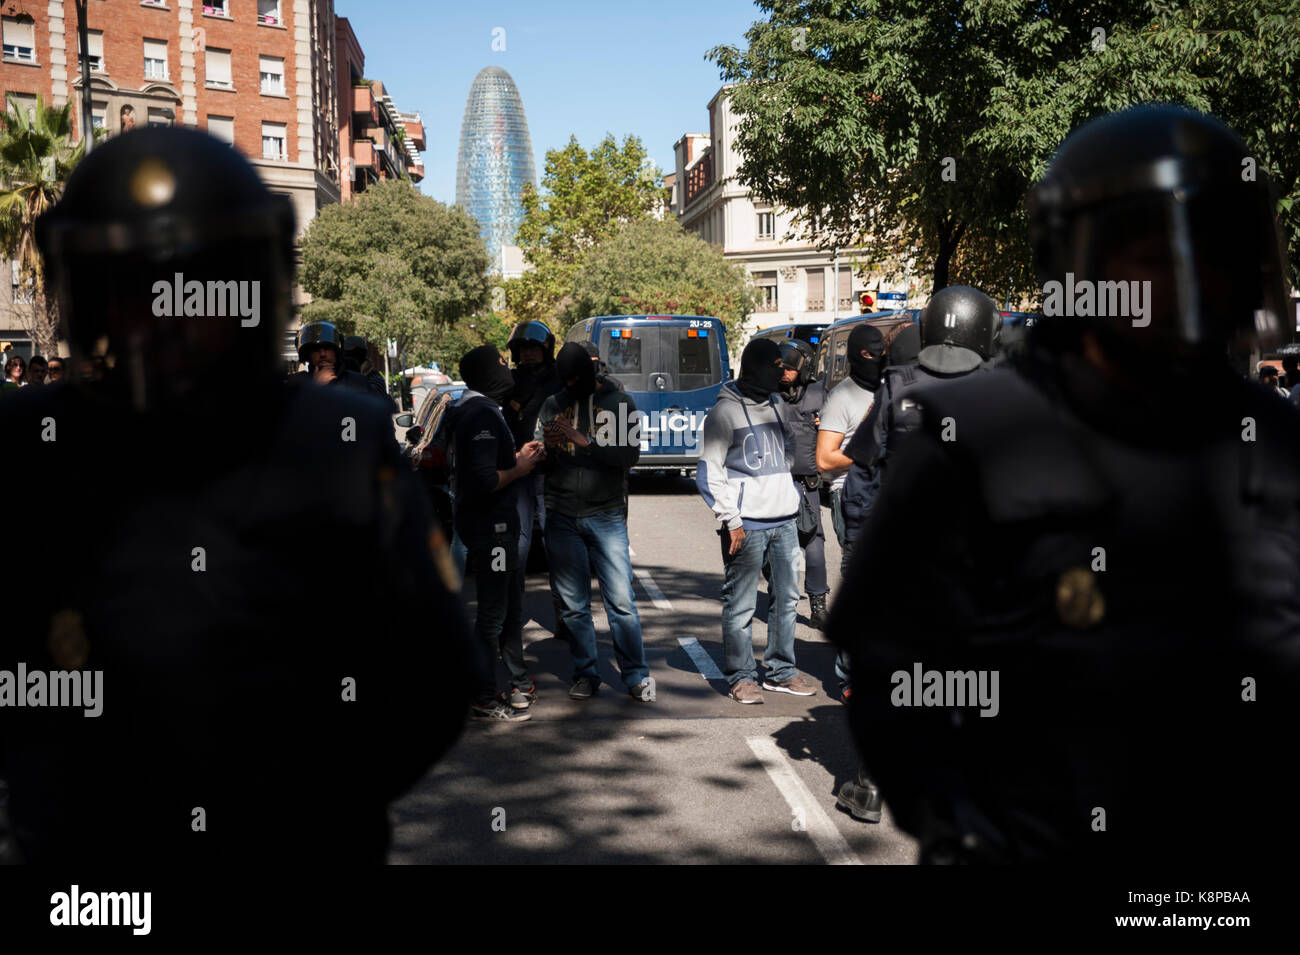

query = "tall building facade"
0;1;424;359
671;85;922;348
455;65;535;270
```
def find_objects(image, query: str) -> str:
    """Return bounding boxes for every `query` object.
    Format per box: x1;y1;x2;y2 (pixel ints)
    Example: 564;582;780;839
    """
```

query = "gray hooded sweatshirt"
696;381;800;532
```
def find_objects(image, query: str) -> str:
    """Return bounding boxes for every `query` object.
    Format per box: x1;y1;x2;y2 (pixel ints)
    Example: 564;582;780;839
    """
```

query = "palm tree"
0;93;88;357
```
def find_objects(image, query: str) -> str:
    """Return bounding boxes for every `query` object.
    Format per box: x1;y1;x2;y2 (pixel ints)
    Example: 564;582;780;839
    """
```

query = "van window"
831;331;849;385
664;325;720;391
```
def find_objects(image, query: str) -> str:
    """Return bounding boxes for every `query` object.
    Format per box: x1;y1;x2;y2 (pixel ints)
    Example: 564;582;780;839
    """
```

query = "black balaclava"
737;338;784;402
555;342;597;401
459;344;515;405
847;324;886;390
887;324;921;367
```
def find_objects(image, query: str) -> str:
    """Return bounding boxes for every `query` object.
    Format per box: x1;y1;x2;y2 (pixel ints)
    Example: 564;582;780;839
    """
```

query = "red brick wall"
191;3;298;162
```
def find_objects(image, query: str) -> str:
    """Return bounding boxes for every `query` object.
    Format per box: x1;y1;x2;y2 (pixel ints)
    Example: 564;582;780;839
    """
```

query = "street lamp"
75;0;94;151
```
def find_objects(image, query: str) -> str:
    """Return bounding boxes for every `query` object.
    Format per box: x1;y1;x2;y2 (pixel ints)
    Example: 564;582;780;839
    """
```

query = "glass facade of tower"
455;67;537;270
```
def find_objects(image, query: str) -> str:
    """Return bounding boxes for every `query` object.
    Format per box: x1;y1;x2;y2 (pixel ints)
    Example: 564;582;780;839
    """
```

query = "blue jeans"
545;509;649;688
721;520;800;686
829;487;853;685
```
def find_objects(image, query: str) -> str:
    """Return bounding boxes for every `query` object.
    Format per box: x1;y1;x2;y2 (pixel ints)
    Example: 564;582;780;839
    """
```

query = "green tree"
709;1;1299;299
568;217;760;343
512;134;663;326
299;178;491;372
0;94;87;357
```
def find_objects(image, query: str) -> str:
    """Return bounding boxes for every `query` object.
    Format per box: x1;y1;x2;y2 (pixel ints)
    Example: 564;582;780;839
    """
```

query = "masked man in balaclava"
817;323;886;569
534;343;654;703
697;339;815;704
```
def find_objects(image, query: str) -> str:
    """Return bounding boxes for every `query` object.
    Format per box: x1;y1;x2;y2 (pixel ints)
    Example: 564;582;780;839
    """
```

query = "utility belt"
793;473;822;491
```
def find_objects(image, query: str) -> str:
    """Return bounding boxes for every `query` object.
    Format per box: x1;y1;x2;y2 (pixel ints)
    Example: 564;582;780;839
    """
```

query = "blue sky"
342;0;761;204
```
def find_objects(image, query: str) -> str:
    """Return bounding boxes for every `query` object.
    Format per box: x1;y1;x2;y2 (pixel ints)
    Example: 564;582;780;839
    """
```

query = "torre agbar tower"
455;66;537;269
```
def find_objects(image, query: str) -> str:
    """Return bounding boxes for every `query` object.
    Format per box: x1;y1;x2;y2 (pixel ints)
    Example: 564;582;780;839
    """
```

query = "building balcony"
407;163;425;182
352;85;379;124
352;140;379;174
685;150;714;206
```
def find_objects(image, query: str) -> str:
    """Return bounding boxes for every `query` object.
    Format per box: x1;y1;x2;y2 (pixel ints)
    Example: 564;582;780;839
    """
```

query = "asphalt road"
389;473;919;864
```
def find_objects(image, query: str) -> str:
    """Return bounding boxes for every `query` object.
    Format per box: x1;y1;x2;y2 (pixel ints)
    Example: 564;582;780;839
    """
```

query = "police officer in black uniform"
833;289;998;821
0;127;473;865
342;334;397;413
841;287;1000;544
777;339;831;629
502;321;570;642
295;320;371;393
829;105;1300;865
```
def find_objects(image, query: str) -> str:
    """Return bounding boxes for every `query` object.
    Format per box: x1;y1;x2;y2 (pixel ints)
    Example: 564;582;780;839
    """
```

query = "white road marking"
745;737;862;866
627;546;672;611
676;637;724;681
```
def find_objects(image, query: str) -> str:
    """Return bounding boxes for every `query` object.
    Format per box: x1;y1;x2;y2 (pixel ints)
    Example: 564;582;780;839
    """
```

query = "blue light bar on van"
809;336;819;344
610;329;620;338
698;329;708;337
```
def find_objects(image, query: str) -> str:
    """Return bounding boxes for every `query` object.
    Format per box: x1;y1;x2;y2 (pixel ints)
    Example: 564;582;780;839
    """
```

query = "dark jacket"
828;341;1300;867
781;378;825;477
504;361;563;450
534;379;639;518
446;391;520;548
0;376;472;865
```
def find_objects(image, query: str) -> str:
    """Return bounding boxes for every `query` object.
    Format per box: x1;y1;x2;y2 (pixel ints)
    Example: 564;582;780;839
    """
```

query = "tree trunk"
24;291;60;358
931;218;966;294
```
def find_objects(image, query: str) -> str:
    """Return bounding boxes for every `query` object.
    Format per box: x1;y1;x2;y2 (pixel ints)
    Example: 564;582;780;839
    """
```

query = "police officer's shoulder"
284;374;392;441
910;365;1116;521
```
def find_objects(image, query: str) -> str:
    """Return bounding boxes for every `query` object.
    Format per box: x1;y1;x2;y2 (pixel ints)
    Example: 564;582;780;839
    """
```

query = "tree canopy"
709;0;1300;299
299;178;491;369
510;134;663;325
568;217;759;342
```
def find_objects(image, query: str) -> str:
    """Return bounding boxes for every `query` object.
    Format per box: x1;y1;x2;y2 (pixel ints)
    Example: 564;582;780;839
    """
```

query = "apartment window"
79;30;104;73
147;107;174;128
205;48;231;89
259;56;284;96
805;268;825;311
837;267;853;310
91;100;107;130
207;115;234;145
262;122;286;160
756;210;775;240
257;0;282;25
6;92;37;121
2;17;35;63
143;39;168;80
755;271;778;313
202;1;229;16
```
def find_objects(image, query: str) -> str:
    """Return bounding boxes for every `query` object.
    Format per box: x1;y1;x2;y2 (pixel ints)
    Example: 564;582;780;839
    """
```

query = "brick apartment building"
0;0;426;359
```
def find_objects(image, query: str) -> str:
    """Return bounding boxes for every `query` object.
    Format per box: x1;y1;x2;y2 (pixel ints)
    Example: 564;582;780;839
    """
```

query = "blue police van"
562;314;730;474
749;322;828;349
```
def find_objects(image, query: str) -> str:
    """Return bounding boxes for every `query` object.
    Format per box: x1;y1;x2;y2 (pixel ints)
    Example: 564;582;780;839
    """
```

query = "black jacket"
534;379;639;518
0;376;472;865
447;392;520;547
781;378;825;477
829;340;1300;866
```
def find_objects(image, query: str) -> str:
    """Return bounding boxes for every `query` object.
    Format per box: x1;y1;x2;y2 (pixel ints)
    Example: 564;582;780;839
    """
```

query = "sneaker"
762;674;816;696
728;681;764;705
568;676;599;700
628;676;656;702
471;701;532;723
510;681;537;710
835;767;882;823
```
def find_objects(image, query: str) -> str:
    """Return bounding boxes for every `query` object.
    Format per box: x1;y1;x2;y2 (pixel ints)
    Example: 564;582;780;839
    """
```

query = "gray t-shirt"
819;377;875;491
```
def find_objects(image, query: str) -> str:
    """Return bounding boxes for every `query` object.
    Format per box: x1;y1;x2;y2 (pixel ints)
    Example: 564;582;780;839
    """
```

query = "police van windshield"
601;322;721;393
